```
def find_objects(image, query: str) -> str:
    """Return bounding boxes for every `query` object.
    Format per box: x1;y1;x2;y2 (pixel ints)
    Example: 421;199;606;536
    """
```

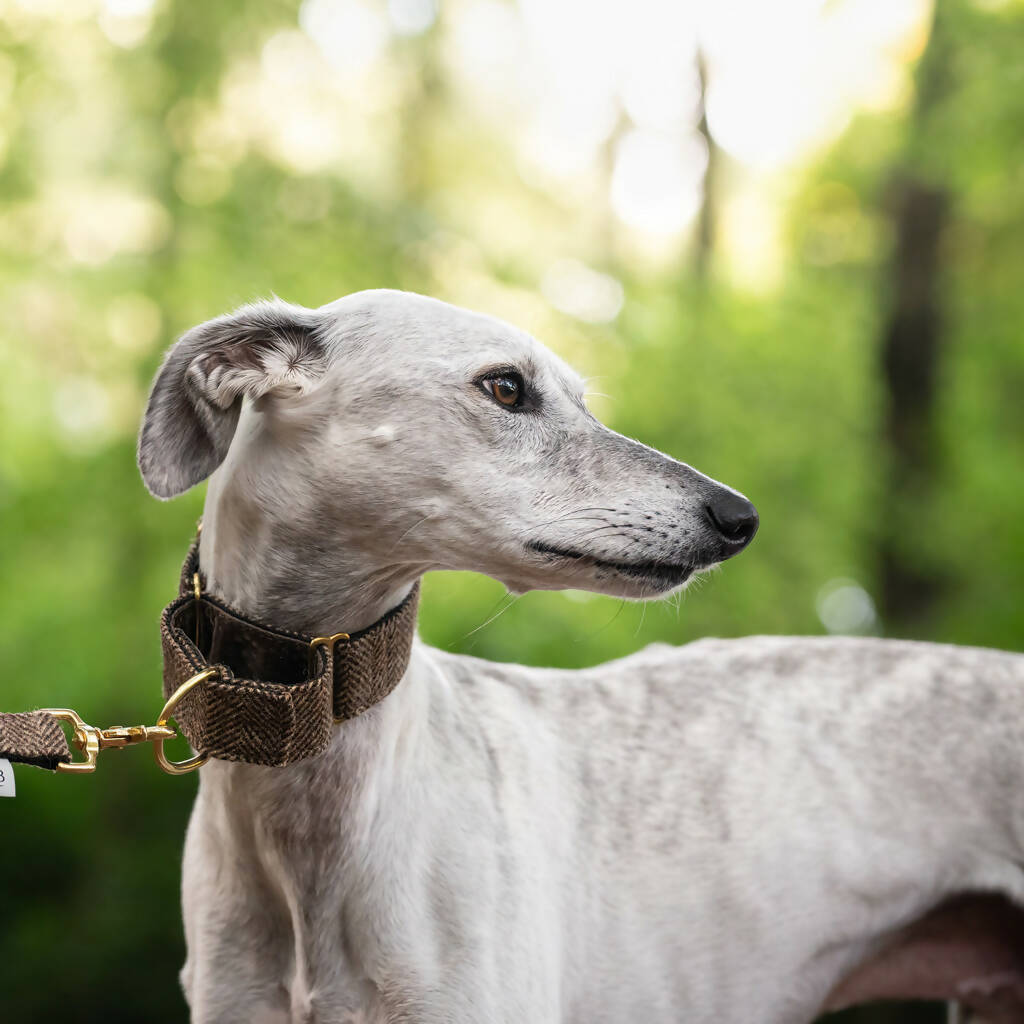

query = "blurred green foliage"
1;0;1022;1021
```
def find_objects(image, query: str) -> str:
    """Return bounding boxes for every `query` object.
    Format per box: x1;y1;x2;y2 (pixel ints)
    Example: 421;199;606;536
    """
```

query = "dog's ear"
138;299;325;499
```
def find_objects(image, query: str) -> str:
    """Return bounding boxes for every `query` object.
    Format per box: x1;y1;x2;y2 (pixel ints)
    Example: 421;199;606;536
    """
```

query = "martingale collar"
0;540;419;774
160;540;420;768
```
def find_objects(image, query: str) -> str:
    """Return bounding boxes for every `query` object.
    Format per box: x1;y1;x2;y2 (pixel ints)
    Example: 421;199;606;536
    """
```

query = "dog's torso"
180;634;1024;1024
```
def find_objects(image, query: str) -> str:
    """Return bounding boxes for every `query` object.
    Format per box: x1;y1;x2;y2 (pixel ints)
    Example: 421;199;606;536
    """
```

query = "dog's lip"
526;540;695;584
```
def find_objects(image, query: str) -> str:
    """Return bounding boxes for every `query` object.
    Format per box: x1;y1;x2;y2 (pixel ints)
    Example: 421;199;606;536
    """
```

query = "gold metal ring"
309;631;350;654
308;631;349;677
153;668;217;776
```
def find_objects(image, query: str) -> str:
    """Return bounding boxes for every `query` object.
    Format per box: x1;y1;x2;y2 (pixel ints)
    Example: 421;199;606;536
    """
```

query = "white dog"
138;290;1024;1024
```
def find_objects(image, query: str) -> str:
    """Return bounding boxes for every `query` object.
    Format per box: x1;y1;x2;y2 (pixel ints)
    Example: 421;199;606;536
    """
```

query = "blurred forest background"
1;0;1022;1020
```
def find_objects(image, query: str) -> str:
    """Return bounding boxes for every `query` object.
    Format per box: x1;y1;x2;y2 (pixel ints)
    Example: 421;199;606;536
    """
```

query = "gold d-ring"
308;631;349;676
153;668;217;776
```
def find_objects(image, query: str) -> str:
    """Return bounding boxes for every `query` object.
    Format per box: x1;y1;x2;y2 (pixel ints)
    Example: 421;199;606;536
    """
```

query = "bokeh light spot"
542;259;624;324
388;0;436;36
611;129;707;235
816;578;879;635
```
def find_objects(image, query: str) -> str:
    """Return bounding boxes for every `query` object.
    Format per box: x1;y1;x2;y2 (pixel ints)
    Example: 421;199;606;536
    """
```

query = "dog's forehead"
319;289;583;390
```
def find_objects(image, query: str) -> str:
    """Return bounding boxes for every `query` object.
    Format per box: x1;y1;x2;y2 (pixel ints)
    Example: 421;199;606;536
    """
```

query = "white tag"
0;759;15;797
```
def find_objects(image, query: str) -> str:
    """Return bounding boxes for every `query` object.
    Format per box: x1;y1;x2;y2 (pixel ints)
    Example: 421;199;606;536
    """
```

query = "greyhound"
138;289;1024;1024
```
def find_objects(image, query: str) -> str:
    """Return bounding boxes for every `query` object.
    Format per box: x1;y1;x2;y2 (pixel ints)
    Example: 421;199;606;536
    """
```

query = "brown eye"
482;374;523;408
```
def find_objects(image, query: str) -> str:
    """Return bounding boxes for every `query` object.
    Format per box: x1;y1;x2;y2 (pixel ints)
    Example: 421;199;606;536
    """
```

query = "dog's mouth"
526;540;695;589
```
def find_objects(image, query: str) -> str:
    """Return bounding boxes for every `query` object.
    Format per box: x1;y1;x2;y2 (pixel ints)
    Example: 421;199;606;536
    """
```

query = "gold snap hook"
42;710;176;774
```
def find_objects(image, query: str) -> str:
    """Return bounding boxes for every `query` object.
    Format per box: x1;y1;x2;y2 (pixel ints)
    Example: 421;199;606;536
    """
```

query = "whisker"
576;597;628;642
571;522;631;536
389;512;437;553
568;524;635;543
633;600;649;637
461;592;524;643
540;507;620;522
515;507;622;541
512;517;612;544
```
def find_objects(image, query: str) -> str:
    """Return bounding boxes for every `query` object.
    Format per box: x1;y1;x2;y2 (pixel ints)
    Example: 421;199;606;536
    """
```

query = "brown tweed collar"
159;540;420;768
0;541;418;774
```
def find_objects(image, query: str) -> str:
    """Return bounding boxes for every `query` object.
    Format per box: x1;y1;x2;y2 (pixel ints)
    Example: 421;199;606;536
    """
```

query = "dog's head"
139;290;756;600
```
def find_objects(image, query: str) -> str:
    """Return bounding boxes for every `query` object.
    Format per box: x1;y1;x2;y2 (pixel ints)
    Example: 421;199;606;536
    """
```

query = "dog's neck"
198;471;421;638
195;473;431;810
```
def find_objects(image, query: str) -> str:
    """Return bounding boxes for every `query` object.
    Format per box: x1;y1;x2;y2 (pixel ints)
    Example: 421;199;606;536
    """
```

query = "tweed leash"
0;540;419;775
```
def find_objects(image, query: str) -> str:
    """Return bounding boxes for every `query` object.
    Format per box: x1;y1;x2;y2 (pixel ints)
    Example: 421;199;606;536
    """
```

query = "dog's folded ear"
138;298;325;499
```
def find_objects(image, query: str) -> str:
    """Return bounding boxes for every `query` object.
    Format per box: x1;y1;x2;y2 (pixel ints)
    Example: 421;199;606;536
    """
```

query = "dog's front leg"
178;789;298;1024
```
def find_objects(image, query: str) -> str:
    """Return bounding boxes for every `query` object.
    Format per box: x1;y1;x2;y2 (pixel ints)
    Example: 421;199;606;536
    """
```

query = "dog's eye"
481;374;523;408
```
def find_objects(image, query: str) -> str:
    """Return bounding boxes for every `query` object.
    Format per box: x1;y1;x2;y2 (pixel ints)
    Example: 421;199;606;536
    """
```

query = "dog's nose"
703;489;759;552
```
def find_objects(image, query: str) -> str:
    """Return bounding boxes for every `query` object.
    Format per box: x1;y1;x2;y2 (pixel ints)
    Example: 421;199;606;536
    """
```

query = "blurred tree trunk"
876;1;952;634
694;49;716;283
599;109;630;267
398;22;446;207
826;7;957;1024
877;179;949;628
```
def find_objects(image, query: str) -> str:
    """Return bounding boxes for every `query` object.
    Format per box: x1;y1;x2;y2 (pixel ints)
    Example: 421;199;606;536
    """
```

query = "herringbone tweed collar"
0;540;418;773
160;540;420;768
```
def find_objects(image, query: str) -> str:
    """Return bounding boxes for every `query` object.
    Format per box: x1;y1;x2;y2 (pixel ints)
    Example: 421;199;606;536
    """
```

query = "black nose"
703;489;759;552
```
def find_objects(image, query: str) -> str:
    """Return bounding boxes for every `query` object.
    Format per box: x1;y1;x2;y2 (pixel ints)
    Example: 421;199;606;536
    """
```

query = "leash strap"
159;542;419;767
0;711;71;771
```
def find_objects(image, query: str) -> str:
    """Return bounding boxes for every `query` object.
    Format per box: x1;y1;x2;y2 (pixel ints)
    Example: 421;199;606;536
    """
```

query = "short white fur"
138;289;1024;1024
